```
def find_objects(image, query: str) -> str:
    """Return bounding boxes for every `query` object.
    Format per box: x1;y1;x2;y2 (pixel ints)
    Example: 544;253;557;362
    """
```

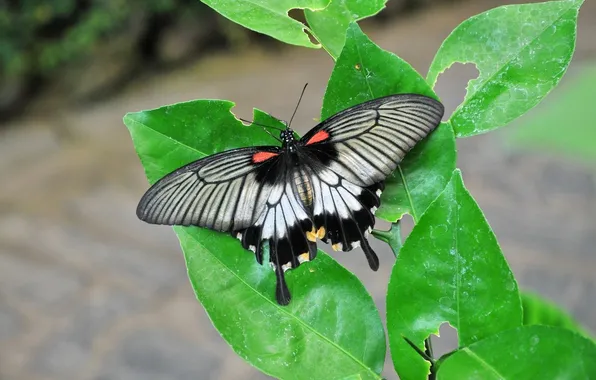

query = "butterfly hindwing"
233;164;316;305
295;94;444;265
300;159;383;270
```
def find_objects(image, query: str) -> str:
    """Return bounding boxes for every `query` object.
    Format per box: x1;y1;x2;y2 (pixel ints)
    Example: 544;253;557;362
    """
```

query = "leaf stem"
372;222;402;258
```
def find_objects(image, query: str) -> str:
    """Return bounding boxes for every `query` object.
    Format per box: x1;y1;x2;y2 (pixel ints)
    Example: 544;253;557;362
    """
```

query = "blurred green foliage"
506;63;596;163
0;0;205;78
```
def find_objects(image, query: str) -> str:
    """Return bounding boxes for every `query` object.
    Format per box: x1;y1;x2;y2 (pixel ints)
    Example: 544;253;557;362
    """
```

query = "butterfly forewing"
299;94;444;186
136;146;281;231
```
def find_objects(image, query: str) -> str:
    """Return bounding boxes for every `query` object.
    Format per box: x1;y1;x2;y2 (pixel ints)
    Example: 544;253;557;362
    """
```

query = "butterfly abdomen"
293;168;313;207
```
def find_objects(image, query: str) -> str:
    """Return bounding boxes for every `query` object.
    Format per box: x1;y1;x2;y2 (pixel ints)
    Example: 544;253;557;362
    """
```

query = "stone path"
1;1;595;379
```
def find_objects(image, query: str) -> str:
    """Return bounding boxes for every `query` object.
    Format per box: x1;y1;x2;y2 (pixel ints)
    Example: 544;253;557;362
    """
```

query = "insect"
136;87;444;305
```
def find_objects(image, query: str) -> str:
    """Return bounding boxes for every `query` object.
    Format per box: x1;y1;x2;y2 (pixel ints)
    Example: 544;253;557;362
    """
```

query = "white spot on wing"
268;183;284;204
318;168;339;186
331;188;350;219
262;210;275;238
275;206;286;238
337;186;362;212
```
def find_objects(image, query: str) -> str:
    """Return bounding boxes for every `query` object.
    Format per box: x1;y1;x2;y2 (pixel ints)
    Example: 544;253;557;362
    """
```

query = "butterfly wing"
137;146;315;305
236;163;317;305
297;94;444;265
137;94;444;306
300;94;445;186
136;146;282;233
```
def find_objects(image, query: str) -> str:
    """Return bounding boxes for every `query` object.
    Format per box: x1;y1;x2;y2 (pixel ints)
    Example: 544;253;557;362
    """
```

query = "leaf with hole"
386;169;522;379
322;23;456;223
201;0;330;48
305;0;387;59
437;325;596;379
124;100;386;379
427;0;584;137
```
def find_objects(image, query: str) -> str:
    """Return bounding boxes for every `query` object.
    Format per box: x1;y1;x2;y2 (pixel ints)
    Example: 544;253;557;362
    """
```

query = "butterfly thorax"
280;128;297;153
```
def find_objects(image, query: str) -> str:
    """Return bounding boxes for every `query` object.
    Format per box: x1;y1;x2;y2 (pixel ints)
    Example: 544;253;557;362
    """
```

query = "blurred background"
0;0;595;379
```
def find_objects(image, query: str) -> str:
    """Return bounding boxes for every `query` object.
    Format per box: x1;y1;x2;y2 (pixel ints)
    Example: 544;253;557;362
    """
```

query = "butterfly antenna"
287;83;308;129
262;128;282;143
239;117;282;142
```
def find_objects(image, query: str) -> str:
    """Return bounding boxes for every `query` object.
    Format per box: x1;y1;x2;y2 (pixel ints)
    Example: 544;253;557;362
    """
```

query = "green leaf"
339;375;363;380
386;169;522;380
437;325;596;379
305;0;387;59
427;0;584;137
200;0;330;48
322;23;456;222
506;63;596;162
322;23;438;119
378;122;456;222
124;101;385;379
522;291;593;340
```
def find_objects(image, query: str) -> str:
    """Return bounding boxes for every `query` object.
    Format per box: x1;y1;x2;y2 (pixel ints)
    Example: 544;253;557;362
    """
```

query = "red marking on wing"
305;130;330;145
252;151;279;163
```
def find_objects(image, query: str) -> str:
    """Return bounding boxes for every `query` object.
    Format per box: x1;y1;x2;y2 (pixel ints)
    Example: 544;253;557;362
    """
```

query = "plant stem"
372;221;402;257
426;338;436;380
375;219;435;378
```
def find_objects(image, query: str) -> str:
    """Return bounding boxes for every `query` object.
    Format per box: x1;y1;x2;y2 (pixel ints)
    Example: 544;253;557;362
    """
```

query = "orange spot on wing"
305;130;330;145
252;151;279;163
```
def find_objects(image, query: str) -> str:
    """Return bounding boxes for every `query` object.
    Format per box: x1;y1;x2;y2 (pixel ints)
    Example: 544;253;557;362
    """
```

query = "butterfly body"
137;94;444;305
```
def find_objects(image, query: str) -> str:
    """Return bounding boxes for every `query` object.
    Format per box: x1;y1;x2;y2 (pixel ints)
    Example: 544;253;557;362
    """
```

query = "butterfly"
136;91;444;305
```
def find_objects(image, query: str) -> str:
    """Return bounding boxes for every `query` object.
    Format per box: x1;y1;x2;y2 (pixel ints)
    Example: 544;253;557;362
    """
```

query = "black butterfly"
136;93;444;305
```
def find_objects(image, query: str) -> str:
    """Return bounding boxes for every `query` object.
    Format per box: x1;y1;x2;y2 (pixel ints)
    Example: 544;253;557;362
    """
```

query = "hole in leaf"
373;218;391;231
288;8;307;24
397;214;414;236
433;62;479;119
302;28;319;46
288;8;319;45
430;322;458;358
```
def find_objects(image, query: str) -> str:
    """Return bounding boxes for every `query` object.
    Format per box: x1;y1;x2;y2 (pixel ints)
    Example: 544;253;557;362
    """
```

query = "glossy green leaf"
124;101;386;379
522;291;593;340
305;0;387;59
506;63;596;162
427;0;583;137
322;23;456;222
378;122;456;222
437;325;596;379
200;0;330;48
386;169;522;380
340;375;363;380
